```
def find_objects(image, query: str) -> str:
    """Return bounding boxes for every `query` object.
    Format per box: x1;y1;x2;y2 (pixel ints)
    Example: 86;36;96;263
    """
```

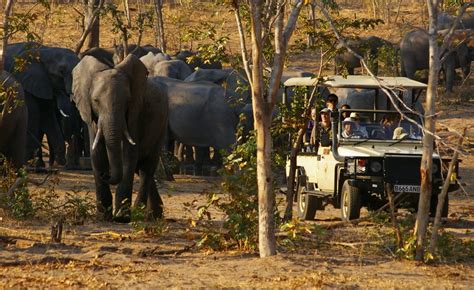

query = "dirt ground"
1;99;473;287
1;0;474;288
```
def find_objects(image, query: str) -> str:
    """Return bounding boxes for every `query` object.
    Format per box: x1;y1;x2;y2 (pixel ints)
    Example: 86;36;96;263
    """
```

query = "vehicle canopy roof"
283;75;427;89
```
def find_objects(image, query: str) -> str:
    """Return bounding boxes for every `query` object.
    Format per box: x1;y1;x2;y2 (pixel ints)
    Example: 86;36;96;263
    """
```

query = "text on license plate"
394;185;421;193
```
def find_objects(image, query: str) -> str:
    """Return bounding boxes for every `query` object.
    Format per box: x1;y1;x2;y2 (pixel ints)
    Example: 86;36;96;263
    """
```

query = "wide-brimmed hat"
349;112;360;120
342;117;356;125
392;127;408;140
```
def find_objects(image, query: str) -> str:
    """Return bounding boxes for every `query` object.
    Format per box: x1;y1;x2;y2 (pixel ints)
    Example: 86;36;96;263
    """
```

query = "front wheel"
341;180;361;221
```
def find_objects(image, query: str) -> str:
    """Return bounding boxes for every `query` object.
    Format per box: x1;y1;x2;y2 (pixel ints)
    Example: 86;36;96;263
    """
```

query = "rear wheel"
295;172;320;220
341;180;361;221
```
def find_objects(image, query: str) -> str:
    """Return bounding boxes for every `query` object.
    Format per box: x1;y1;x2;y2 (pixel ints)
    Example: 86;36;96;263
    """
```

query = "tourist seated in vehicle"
341;114;368;139
340;104;351;119
316;108;332;147
342;112;368;138
303;108;317;151
326;94;339;111
381;114;400;139
392;127;409;140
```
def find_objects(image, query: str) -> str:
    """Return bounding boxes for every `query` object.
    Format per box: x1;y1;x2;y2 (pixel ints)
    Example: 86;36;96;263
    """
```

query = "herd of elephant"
0;41;255;222
1;11;473;222
336;11;474;92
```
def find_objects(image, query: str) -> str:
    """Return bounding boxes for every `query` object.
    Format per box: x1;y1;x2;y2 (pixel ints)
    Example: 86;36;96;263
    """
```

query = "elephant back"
155;77;237;149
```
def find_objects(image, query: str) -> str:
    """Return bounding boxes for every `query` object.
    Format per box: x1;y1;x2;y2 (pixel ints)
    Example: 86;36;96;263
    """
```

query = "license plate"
394;184;421;193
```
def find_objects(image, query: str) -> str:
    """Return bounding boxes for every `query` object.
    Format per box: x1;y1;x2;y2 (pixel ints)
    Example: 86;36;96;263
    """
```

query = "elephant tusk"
124;128;136;146
92;123;103;151
59;109;70;118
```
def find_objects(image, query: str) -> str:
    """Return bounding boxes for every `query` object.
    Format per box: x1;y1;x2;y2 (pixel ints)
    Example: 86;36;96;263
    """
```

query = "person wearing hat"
314;107;332;147
342;113;367;138
344;112;368;138
392;127;409;140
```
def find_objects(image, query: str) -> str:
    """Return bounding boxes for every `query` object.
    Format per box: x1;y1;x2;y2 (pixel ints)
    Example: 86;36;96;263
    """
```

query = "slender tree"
75;0;105;54
0;0;14;71
233;0;304;257
153;0;166;52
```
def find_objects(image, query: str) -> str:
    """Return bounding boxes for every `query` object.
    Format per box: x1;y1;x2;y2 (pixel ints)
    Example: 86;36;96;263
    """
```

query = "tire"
295;172;319;220
341;180;362;221
430;193;449;218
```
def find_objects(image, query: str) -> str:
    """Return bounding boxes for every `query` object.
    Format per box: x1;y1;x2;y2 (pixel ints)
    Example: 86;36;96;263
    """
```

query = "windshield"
338;110;423;142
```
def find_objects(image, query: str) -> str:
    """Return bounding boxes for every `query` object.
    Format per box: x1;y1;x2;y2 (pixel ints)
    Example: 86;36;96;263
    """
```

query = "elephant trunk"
101;116;125;185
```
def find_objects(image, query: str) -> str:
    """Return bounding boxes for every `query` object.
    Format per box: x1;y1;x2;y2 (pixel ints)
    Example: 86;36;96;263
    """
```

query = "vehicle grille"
384;155;422;184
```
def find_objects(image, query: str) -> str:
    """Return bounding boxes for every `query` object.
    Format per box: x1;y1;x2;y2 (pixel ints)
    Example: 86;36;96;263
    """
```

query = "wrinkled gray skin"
0;71;28;169
335;36;395;75
145;59;192;80
400;28;472;92
183;68;251;170
140;52;172;70
185;68;251;104
79;45;162;67
5;42;79;166
153;76;239;150
72;55;168;222
438;11;474;30
331;87;424;114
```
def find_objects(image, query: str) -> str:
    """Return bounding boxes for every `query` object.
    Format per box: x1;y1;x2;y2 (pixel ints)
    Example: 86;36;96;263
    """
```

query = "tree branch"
233;1;253;90
74;0;105;55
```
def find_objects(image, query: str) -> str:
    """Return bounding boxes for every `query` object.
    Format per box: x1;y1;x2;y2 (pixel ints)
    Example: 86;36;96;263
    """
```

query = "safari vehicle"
283;75;460;221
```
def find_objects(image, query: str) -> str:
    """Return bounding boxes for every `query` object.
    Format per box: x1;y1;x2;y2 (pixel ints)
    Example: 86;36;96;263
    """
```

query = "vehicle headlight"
356;159;367;174
370;160;382;173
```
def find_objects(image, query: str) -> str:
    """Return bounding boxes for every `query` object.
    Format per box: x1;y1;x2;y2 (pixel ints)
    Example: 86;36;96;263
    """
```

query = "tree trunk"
255;107;277;257
85;0;100;50
429;128;465;255
0;0;14;71
250;0;276;258
414;0;440;261
153;0;167;53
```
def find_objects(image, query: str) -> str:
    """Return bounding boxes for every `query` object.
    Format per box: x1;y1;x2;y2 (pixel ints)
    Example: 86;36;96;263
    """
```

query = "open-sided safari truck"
283;75;460;221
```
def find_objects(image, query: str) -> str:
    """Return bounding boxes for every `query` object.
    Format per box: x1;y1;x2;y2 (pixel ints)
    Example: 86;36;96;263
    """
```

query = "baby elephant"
72;54;168;222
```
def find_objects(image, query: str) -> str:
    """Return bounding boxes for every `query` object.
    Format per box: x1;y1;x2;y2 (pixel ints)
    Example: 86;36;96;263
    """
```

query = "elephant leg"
35;132;46;169
4;113;28;170
136;157;163;220
42;113;66;166
114;145;138;223
89;128;113;221
46;135;55;167
444;55;456;92
194;146;207;175
25;94;42;164
211;148;222;167
147;177;164;220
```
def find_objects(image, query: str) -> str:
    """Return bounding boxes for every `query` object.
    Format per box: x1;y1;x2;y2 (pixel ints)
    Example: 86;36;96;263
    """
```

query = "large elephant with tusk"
5;42;80;167
72;54;168;222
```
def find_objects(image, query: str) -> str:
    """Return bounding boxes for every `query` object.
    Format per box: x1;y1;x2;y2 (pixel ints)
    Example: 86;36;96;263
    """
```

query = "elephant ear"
72;56;111;124
115;54;148;117
12;51;53;100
